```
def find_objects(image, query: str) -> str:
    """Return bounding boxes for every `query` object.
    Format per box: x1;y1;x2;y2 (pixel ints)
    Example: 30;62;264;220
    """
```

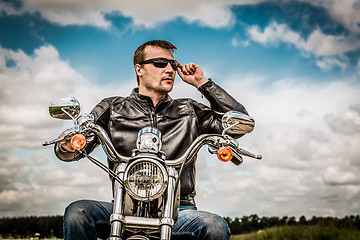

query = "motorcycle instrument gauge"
136;127;162;153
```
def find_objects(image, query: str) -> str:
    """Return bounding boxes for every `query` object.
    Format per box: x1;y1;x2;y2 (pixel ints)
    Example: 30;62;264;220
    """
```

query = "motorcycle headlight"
124;159;168;201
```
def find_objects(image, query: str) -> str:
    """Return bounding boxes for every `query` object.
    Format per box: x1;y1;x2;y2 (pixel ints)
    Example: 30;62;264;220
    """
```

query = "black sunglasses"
140;58;178;70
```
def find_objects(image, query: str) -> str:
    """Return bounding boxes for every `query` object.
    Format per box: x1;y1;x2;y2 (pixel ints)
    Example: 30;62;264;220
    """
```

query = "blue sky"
1;0;360;219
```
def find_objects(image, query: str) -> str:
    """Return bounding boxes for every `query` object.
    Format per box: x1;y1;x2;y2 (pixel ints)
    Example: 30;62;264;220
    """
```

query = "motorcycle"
43;97;262;240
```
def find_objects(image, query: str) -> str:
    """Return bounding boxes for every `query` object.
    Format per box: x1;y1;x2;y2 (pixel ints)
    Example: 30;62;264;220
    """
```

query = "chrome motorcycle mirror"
49;97;80;120
222;111;255;135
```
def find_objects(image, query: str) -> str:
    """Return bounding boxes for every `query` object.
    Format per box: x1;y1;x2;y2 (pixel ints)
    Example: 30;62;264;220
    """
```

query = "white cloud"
28;0;360;34
305;30;360;56
2;0;360;38
247;22;360;57
247;23;304;48
0;43;132;216
2;1;359;76
323;166;360;186
2;0;263;29
0;45;81;150
246;22;360;72
316;57;348;72
23;0;112;29
325;109;360;135
301;0;360;35
195;75;360;217
231;34;250;47
0;44;134;151
0;150;113;216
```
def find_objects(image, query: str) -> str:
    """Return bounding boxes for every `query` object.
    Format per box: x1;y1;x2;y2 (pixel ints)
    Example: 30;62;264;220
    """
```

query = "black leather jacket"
55;79;248;206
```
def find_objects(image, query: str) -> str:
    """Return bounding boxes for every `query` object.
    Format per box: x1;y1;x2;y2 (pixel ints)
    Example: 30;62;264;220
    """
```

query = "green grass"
0;238;60;240
230;225;360;240
1;225;359;240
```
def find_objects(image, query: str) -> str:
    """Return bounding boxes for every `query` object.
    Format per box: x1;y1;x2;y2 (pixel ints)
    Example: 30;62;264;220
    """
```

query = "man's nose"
164;63;175;72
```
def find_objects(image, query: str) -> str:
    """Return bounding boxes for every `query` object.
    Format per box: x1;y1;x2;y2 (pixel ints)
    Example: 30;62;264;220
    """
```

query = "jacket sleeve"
194;79;248;138
54;98;112;162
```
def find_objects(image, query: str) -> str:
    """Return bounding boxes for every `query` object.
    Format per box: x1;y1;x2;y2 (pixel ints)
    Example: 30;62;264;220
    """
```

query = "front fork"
160;166;178;240
109;163;127;240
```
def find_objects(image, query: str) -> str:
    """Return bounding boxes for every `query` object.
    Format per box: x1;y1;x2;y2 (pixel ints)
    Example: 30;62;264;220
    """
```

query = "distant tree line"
0;215;63;239
1;214;360;238
224;214;360;235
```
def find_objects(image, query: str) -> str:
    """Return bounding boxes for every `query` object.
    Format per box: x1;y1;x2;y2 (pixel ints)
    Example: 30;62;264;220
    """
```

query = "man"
56;40;248;240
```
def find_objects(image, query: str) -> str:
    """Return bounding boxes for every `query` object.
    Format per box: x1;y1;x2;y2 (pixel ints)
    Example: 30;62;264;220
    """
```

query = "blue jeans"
63;200;230;240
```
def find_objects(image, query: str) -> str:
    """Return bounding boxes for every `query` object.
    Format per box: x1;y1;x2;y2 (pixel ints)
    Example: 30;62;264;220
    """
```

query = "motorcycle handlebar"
44;123;261;166
91;124;261;166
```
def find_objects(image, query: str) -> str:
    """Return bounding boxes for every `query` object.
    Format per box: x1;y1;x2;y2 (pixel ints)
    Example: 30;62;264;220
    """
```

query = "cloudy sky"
1;0;360;219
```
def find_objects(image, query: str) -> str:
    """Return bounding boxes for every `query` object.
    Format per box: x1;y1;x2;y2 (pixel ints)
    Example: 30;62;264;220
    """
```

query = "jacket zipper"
148;103;157;128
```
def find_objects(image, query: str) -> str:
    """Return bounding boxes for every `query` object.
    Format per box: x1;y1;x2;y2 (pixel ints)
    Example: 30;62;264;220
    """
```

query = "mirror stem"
222;122;239;136
61;107;75;120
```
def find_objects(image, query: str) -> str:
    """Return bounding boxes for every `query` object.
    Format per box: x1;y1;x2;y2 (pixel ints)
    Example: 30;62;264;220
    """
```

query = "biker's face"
136;46;176;97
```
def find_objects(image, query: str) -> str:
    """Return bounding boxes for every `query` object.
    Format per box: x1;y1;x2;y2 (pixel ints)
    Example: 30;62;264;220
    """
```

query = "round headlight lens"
125;160;168;201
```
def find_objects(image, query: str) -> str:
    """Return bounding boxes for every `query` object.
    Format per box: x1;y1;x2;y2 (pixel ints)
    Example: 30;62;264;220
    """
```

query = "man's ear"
135;64;142;77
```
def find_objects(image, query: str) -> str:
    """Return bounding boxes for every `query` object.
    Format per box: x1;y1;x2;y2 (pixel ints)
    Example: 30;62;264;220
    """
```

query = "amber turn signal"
70;134;86;150
217;146;233;162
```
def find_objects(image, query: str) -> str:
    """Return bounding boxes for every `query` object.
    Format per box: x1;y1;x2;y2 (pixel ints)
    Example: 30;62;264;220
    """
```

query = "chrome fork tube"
160;167;178;240
109;163;127;240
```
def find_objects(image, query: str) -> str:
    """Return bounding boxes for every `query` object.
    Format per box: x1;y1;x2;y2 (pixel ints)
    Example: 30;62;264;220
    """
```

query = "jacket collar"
130;88;172;109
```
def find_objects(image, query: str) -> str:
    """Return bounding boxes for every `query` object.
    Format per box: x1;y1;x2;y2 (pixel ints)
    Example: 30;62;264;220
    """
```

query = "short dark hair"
133;40;177;66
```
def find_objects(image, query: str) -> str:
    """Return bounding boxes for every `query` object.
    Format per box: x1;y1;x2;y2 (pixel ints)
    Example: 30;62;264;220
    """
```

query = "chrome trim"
111;214;175;233
110;163;127;239
49;97;80;120
136;127;162;153
165;134;221;166
127;235;150;240
77;113;94;127
235;146;262;160
91;124;131;162
221;111;255;135
166;134;262;166
160;166;177;240
138;127;161;138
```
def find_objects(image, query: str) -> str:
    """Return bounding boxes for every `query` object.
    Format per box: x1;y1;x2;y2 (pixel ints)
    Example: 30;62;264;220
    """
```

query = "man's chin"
161;82;174;92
